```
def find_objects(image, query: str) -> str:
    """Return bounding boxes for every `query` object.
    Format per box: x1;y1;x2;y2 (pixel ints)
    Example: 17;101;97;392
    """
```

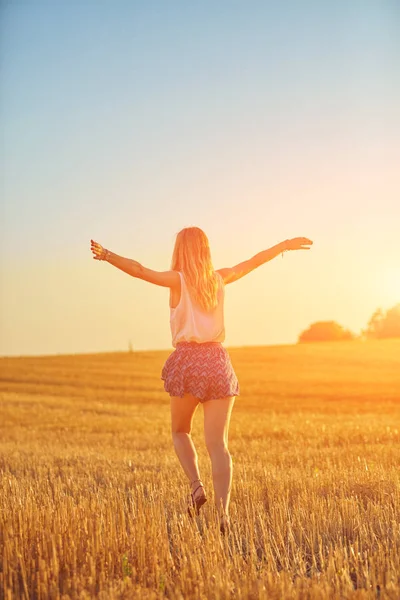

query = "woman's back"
170;271;225;348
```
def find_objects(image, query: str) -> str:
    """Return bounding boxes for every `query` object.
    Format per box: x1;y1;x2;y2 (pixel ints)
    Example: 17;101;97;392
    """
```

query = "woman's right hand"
286;237;313;250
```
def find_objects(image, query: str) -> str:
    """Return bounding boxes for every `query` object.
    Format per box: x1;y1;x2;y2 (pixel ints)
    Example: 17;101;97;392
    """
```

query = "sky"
1;1;399;356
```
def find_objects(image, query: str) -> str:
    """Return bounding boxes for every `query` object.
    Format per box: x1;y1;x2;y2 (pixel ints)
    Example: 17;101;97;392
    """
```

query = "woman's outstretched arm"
90;240;179;288
217;237;313;284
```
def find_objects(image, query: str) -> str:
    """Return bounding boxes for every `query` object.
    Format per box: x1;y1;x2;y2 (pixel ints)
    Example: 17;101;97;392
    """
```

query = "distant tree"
128;340;134;353
362;304;400;339
298;321;356;343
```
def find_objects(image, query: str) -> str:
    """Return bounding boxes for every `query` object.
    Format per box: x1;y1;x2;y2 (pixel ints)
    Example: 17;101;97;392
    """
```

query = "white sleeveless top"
170;271;225;348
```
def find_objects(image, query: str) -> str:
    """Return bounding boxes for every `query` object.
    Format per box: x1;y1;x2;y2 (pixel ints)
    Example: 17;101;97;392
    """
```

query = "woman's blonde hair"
170;227;220;311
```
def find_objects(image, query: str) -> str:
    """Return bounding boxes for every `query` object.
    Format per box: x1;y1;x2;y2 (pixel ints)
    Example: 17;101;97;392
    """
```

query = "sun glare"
380;266;400;306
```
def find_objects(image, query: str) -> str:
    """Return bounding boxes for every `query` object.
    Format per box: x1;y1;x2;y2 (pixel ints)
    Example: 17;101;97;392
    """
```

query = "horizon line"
1;337;392;360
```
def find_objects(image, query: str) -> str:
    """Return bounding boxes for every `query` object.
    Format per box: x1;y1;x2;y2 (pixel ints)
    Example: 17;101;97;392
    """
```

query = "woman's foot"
219;513;231;535
188;479;207;517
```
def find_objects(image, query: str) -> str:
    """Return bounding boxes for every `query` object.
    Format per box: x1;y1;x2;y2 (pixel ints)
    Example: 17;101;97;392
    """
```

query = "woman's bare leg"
170;394;202;492
203;397;235;519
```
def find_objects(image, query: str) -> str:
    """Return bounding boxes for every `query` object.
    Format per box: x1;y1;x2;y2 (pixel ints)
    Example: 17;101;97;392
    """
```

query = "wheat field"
1;339;399;599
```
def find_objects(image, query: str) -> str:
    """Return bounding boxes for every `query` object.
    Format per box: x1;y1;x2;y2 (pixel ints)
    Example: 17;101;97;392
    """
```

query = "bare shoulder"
215;268;234;284
215;258;256;284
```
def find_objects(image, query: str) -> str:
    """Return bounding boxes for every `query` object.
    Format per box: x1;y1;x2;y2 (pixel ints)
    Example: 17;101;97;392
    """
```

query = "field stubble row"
0;340;399;599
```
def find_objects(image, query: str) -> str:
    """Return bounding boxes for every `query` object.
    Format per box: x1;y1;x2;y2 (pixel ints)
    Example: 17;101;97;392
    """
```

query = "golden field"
1;339;400;600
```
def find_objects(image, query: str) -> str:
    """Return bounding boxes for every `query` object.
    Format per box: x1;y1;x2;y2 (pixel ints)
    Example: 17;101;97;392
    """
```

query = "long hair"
170;227;220;311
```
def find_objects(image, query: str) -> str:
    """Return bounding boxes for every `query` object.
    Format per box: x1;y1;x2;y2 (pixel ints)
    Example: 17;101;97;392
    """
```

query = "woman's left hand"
287;237;313;250
90;239;106;260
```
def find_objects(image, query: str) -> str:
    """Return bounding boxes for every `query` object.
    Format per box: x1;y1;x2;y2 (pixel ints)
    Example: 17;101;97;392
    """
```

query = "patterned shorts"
161;341;240;403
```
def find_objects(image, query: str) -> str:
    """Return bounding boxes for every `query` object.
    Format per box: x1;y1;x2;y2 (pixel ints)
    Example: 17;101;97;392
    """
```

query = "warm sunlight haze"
1;4;400;598
379;266;400;308
1;2;399;356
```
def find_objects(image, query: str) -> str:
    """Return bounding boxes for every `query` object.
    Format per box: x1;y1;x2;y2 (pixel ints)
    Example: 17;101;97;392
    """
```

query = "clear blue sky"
1;1;399;356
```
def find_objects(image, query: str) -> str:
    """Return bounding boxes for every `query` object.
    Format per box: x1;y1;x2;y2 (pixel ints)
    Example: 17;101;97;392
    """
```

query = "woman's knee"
171;428;190;443
205;438;230;458
171;421;190;433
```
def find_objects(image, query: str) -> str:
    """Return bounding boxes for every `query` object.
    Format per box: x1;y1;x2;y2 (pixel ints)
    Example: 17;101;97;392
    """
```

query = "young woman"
90;228;313;533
